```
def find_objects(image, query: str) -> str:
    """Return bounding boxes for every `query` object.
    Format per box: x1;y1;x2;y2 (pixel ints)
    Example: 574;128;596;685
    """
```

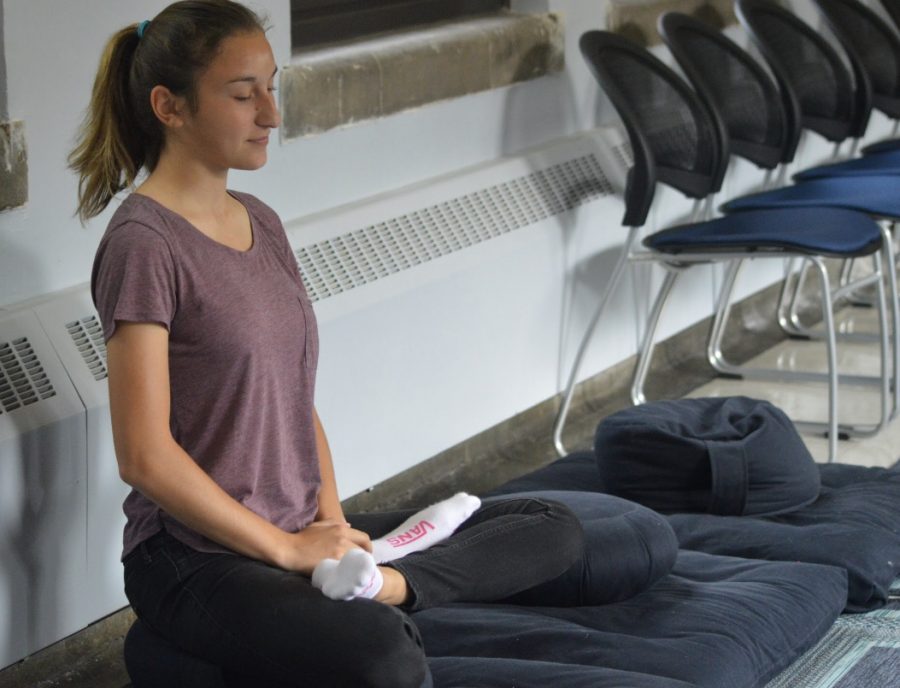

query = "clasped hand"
280;519;372;575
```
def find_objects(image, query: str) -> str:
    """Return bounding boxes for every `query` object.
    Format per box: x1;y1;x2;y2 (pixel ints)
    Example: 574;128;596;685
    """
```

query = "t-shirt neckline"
131;191;258;257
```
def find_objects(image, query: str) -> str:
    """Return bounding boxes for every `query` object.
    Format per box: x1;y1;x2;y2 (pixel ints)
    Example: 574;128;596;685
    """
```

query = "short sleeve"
91;222;178;343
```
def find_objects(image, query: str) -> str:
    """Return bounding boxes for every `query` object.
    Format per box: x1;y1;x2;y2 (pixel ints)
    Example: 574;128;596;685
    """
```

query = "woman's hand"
277;519;373;575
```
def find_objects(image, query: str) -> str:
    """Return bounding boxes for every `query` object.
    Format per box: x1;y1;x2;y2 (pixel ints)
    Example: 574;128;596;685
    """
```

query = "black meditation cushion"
593;396;820;516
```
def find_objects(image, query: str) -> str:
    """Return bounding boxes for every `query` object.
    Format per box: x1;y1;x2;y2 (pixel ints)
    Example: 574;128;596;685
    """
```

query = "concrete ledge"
607;0;736;46
0;608;134;688
281;12;564;139
0;121;27;211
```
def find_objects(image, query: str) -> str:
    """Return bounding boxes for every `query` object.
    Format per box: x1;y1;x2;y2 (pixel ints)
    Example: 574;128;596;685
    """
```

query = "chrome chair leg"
776;257;801;336
878;222;900;418
813;257;839;461
707;259;742;369
709;250;891;440
790;226;900;420
552;227;640;457
773;257;814;339
631;268;681;405
787;260;813;334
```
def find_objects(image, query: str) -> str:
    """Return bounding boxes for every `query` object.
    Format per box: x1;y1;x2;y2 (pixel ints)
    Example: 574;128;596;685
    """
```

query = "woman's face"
178;30;280;173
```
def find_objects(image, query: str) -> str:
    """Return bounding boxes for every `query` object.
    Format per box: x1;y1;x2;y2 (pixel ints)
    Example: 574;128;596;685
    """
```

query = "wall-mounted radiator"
0;293;124;670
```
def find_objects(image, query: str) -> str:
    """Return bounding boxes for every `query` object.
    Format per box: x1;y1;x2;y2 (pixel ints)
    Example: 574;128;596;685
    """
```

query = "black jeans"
123;497;583;688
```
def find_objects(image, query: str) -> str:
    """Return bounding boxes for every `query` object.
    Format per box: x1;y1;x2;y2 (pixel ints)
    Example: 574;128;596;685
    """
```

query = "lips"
249;136;269;144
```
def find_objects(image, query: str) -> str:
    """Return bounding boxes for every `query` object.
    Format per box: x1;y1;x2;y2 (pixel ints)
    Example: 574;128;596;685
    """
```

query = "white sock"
312;549;384;601
370;492;481;564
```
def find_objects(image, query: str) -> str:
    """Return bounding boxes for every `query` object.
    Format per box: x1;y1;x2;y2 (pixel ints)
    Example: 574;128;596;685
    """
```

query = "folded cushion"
593;397;820;516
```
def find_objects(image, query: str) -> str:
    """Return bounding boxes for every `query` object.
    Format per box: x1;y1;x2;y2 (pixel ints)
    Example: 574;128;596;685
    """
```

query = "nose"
258;89;281;129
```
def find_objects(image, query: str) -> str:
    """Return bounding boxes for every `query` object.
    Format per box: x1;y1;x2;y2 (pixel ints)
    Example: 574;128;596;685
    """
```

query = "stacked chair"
554;0;900;460
653;5;899;437
734;0;900;180
552;25;892;462
720;0;900;404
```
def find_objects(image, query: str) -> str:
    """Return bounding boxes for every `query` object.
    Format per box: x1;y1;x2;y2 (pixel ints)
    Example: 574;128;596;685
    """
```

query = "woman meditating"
69;2;583;685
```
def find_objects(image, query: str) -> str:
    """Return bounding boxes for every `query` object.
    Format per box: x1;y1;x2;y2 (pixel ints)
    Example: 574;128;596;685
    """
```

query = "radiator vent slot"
611;139;633;170
66;315;109;381
0;337;57;413
295;154;613;302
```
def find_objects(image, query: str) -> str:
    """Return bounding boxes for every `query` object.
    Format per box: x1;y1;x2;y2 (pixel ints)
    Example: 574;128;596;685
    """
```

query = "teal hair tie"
137;20;150;39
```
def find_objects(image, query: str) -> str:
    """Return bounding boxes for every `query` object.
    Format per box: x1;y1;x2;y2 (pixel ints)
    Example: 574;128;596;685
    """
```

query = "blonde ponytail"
69;25;145;223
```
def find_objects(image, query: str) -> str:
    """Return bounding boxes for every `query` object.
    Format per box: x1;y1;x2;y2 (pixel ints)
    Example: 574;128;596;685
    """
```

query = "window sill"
280;12;564;139
0;121;27;211
607;0;735;46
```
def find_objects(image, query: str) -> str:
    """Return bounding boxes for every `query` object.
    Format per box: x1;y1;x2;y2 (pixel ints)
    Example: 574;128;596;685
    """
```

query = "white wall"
0;0;892;495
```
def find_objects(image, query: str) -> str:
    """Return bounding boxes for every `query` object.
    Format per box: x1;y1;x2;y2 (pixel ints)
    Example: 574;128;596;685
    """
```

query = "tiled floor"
690;305;900;468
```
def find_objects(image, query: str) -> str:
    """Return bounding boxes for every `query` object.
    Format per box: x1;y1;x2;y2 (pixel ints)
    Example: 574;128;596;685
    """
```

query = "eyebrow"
227;67;279;84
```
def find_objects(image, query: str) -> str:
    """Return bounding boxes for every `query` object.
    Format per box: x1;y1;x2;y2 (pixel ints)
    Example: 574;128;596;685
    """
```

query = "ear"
148;85;188;129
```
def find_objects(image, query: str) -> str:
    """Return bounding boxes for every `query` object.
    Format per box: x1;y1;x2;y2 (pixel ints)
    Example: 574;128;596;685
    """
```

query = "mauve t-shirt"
91;191;321;559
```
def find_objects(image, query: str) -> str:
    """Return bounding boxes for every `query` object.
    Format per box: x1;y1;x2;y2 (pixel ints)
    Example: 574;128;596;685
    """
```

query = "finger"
347;528;373;551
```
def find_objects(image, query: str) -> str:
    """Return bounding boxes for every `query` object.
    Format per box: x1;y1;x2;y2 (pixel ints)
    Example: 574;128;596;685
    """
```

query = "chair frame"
657;10;898;429
552;29;893;462
732;0;900;408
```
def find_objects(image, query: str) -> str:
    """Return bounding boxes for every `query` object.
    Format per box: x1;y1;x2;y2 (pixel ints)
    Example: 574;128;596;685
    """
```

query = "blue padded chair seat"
794;149;900;181
417;550;847;688
488;453;900;612
863;138;900;156
645;207;883;257
722;175;900;217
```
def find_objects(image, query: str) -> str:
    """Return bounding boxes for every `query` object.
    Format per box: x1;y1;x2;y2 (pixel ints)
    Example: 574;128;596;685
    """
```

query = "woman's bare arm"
312;408;347;523
107;321;368;574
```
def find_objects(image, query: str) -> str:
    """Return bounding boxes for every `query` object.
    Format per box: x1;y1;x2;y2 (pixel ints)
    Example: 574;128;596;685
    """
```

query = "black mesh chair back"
659;12;797;168
579;31;727;227
736;0;862;141
813;0;900;119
